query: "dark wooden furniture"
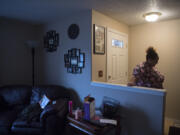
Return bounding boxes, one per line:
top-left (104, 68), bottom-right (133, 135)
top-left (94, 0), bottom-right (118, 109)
top-left (67, 115), bottom-right (121, 135)
top-left (169, 126), bottom-right (180, 135)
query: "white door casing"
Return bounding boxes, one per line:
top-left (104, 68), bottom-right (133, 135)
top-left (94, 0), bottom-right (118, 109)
top-left (107, 28), bottom-right (128, 84)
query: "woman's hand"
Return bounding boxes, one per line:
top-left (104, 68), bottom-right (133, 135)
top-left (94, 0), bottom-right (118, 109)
top-left (127, 82), bottom-right (135, 86)
top-left (127, 77), bottom-right (136, 86)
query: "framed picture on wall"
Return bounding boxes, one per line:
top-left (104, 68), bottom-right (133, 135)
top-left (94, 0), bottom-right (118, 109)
top-left (64, 54), bottom-right (70, 67)
top-left (64, 48), bottom-right (85, 74)
top-left (71, 57), bottom-right (78, 66)
top-left (93, 24), bottom-right (105, 54)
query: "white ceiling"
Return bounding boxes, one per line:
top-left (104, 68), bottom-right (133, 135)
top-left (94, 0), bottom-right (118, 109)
top-left (0, 0), bottom-right (180, 26)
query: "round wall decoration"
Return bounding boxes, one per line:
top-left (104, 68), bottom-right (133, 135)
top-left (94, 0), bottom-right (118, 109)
top-left (68, 24), bottom-right (80, 39)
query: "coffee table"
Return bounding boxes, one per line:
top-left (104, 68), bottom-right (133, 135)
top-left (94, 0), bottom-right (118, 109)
top-left (66, 115), bottom-right (121, 135)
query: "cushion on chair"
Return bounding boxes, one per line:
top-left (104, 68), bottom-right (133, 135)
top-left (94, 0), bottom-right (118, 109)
top-left (30, 87), bottom-right (46, 104)
top-left (18, 103), bottom-right (42, 123)
top-left (0, 85), bottom-right (32, 106)
top-left (12, 119), bottom-right (42, 128)
top-left (11, 119), bottom-right (43, 135)
top-left (11, 103), bottom-right (43, 135)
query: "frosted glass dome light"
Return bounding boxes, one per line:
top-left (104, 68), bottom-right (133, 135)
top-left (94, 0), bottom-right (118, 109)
top-left (143, 12), bottom-right (162, 22)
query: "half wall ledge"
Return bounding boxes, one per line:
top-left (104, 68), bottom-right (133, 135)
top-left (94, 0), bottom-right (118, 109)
top-left (91, 81), bottom-right (166, 96)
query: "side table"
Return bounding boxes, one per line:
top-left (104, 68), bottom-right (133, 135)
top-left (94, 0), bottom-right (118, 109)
top-left (66, 115), bottom-right (121, 135)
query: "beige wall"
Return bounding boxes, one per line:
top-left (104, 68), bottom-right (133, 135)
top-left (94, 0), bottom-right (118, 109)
top-left (92, 10), bottom-right (129, 82)
top-left (129, 19), bottom-right (180, 120)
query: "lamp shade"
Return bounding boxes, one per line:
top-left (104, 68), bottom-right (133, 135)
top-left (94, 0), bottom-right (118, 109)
top-left (25, 40), bottom-right (39, 48)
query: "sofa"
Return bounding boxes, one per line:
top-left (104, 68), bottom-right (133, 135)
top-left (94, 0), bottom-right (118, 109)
top-left (0, 85), bottom-right (78, 135)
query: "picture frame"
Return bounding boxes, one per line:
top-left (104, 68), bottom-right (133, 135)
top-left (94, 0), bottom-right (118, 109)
top-left (71, 48), bottom-right (77, 56)
top-left (75, 67), bottom-right (82, 73)
top-left (64, 54), bottom-right (70, 67)
top-left (79, 53), bottom-right (85, 62)
top-left (67, 67), bottom-right (72, 73)
top-left (71, 57), bottom-right (78, 66)
top-left (78, 62), bottom-right (84, 68)
top-left (93, 24), bottom-right (105, 54)
top-left (44, 30), bottom-right (59, 52)
top-left (64, 48), bottom-right (85, 74)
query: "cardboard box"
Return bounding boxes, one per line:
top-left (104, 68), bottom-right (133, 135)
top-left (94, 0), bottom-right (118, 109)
top-left (84, 96), bottom-right (95, 120)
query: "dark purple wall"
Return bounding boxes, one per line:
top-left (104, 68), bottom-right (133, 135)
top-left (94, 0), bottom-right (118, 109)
top-left (0, 18), bottom-right (43, 85)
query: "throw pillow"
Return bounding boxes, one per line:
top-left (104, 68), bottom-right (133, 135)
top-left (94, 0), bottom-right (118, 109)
top-left (30, 88), bottom-right (45, 104)
top-left (19, 103), bottom-right (42, 123)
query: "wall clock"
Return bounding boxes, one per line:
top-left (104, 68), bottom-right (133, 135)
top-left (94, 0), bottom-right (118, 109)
top-left (68, 24), bottom-right (80, 39)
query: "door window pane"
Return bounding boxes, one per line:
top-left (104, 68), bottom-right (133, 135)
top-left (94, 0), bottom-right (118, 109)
top-left (112, 39), bottom-right (124, 48)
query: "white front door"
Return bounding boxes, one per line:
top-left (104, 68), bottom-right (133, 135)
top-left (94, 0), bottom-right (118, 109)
top-left (107, 28), bottom-right (128, 84)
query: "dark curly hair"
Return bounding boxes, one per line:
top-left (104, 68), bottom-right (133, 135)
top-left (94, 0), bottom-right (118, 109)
top-left (146, 47), bottom-right (159, 61)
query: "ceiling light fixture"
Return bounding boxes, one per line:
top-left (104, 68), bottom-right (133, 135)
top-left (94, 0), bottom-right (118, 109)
top-left (143, 12), bottom-right (162, 22)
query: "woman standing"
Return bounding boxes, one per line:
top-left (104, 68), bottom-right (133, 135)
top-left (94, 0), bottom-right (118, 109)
top-left (128, 47), bottom-right (164, 89)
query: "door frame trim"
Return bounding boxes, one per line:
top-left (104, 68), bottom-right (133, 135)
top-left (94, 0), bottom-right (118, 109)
top-left (106, 28), bottom-right (128, 84)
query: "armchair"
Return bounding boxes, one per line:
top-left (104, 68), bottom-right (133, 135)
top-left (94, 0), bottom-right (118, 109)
top-left (0, 85), bottom-right (74, 135)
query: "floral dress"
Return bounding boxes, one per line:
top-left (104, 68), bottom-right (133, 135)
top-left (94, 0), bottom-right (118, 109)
top-left (133, 62), bottom-right (164, 89)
